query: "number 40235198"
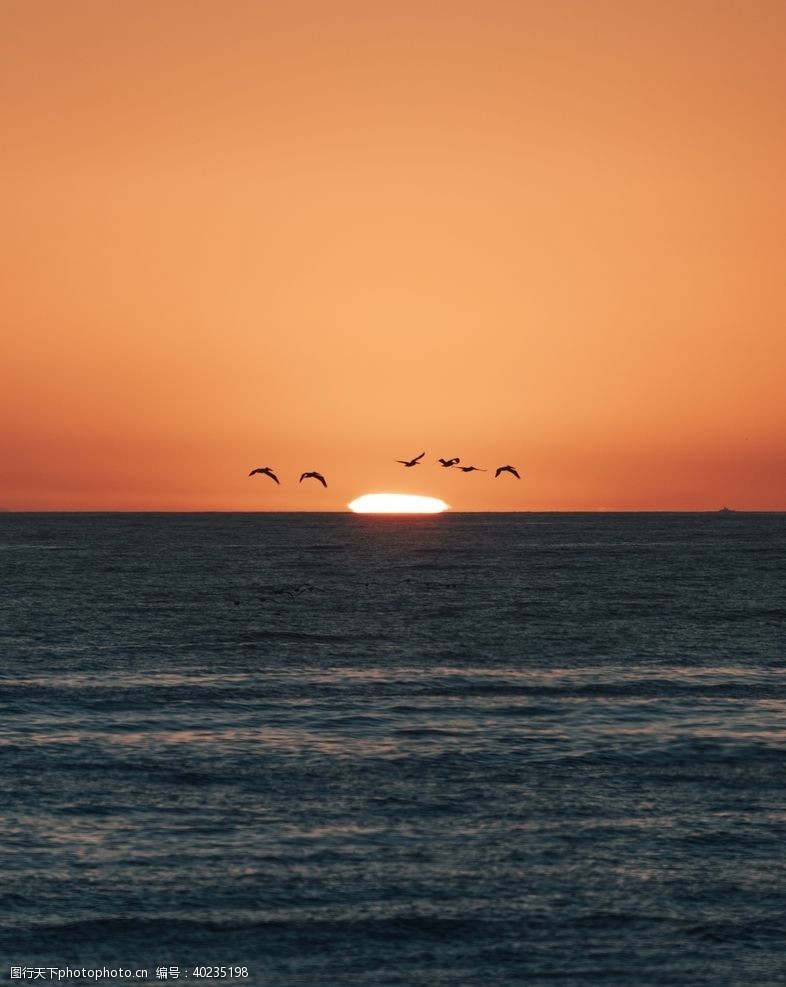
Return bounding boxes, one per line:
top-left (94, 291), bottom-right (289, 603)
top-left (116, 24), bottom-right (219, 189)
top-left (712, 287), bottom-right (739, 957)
top-left (192, 968), bottom-right (249, 979)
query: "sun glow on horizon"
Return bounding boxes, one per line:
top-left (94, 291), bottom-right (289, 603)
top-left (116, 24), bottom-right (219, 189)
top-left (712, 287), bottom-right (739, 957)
top-left (348, 493), bottom-right (449, 514)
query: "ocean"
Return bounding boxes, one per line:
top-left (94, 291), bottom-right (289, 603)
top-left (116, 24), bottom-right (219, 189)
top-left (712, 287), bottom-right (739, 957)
top-left (1, 512), bottom-right (785, 986)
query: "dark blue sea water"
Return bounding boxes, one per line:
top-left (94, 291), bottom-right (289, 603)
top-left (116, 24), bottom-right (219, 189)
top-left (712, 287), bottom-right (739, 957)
top-left (1, 512), bottom-right (785, 986)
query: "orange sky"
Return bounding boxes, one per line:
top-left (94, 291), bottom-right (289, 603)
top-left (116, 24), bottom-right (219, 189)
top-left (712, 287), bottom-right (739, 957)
top-left (2, 0), bottom-right (785, 511)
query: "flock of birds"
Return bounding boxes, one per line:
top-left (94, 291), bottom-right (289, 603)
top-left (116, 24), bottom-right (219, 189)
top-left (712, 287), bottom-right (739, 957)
top-left (249, 467), bottom-right (328, 487)
top-left (248, 453), bottom-right (521, 487)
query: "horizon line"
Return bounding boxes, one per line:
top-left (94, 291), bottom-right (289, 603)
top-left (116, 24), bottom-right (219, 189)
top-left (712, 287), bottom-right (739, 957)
top-left (2, 509), bottom-right (784, 516)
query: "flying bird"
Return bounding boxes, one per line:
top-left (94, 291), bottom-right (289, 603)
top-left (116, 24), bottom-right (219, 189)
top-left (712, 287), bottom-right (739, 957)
top-left (396, 452), bottom-right (425, 467)
top-left (437, 457), bottom-right (460, 467)
top-left (495, 465), bottom-right (521, 479)
top-left (300, 471), bottom-right (328, 487)
top-left (457, 465), bottom-right (486, 473)
top-left (249, 467), bottom-right (280, 484)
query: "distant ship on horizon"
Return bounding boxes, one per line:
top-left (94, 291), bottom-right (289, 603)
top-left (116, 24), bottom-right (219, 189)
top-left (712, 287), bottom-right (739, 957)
top-left (718, 506), bottom-right (737, 514)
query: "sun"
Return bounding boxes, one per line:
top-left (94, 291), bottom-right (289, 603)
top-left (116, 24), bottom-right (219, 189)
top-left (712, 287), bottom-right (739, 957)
top-left (348, 493), bottom-right (450, 514)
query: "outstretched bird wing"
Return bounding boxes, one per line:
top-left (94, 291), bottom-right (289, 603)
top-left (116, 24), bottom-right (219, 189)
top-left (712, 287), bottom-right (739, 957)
top-left (250, 467), bottom-right (279, 483)
top-left (413, 452), bottom-right (425, 462)
top-left (299, 473), bottom-right (308, 483)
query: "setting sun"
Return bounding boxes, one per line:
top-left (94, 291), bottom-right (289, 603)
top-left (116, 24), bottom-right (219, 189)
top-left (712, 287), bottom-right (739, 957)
top-left (348, 494), bottom-right (450, 514)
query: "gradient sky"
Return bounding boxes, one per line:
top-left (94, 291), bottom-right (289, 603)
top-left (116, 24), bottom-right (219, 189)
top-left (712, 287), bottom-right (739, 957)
top-left (2, 0), bottom-right (785, 511)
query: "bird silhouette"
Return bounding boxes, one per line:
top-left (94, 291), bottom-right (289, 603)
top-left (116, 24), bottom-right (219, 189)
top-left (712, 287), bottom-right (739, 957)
top-left (457, 465), bottom-right (486, 473)
top-left (249, 467), bottom-right (280, 484)
top-left (437, 457), bottom-right (460, 467)
top-left (300, 471), bottom-right (328, 487)
top-left (396, 452), bottom-right (425, 467)
top-left (495, 465), bottom-right (520, 479)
